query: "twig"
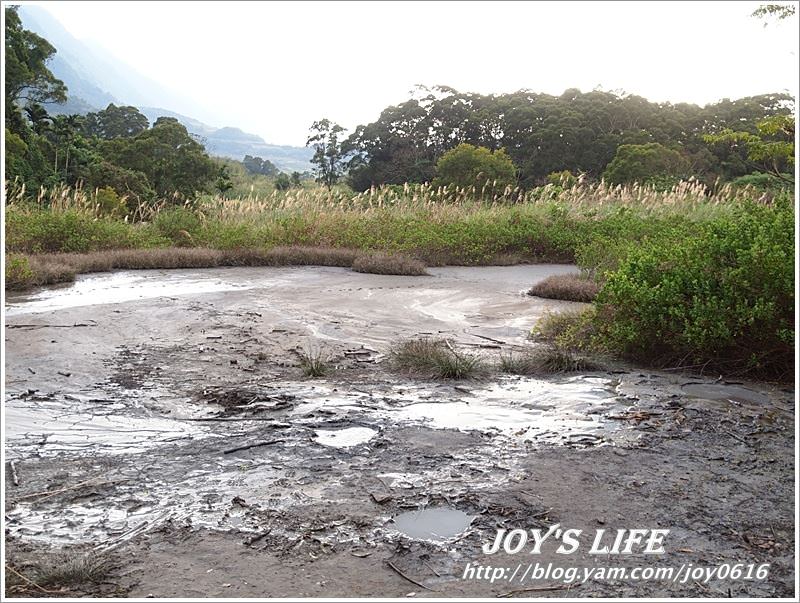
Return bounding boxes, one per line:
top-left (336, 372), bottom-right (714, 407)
top-left (723, 429), bottom-right (751, 446)
top-left (13, 477), bottom-right (122, 501)
top-left (470, 332), bottom-right (506, 344)
top-left (9, 461), bottom-right (19, 486)
top-left (498, 583), bottom-right (580, 597)
top-left (386, 560), bottom-right (437, 592)
top-left (223, 439), bottom-right (285, 455)
top-left (5, 563), bottom-right (62, 594)
top-left (6, 323), bottom-right (96, 329)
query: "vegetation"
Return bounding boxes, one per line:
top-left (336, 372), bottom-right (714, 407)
top-left (352, 252), bottom-right (428, 276)
top-left (392, 338), bottom-right (486, 379)
top-left (343, 84), bottom-right (793, 190)
top-left (602, 143), bottom-right (688, 186)
top-left (3, 8), bottom-right (795, 380)
top-left (432, 143), bottom-right (517, 192)
top-left (528, 274), bottom-right (600, 303)
top-left (500, 348), bottom-right (603, 375)
top-left (298, 347), bottom-right (330, 378)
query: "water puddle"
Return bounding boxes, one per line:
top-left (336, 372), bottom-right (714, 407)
top-left (4, 394), bottom-right (206, 457)
top-left (393, 376), bottom-right (618, 443)
top-left (682, 383), bottom-right (770, 406)
top-left (314, 427), bottom-right (377, 448)
top-left (4, 271), bottom-right (251, 315)
top-left (391, 507), bottom-right (474, 542)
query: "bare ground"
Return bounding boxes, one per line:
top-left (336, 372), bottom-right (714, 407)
top-left (3, 265), bottom-right (795, 598)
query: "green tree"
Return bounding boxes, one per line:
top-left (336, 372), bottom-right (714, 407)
top-left (602, 142), bottom-right (689, 185)
top-left (432, 143), bottom-right (517, 191)
top-left (215, 164), bottom-right (233, 196)
top-left (4, 6), bottom-right (67, 124)
top-left (99, 117), bottom-right (216, 200)
top-left (242, 155), bottom-right (279, 176)
top-left (274, 173), bottom-right (292, 191)
top-left (703, 115), bottom-right (794, 184)
top-left (307, 119), bottom-right (346, 189)
top-left (83, 104), bottom-right (149, 139)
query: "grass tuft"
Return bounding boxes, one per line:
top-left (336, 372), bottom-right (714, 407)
top-left (298, 347), bottom-right (330, 378)
top-left (500, 347), bottom-right (603, 375)
top-left (528, 273), bottom-right (600, 302)
top-left (33, 551), bottom-right (108, 587)
top-left (392, 338), bottom-right (485, 379)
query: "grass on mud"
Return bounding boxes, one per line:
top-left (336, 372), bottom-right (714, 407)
top-left (297, 348), bottom-right (331, 378)
top-left (499, 347), bottom-right (604, 375)
top-left (5, 551), bottom-right (109, 597)
top-left (392, 338), bottom-right (486, 379)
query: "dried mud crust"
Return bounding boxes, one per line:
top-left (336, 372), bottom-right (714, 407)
top-left (4, 266), bottom-right (795, 598)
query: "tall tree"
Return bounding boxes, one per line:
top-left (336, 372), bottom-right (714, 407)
top-left (4, 6), bottom-right (67, 122)
top-left (307, 119), bottom-right (346, 189)
top-left (83, 104), bottom-right (149, 139)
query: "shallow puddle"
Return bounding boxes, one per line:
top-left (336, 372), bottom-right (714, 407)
top-left (391, 507), bottom-right (474, 542)
top-left (4, 271), bottom-right (252, 315)
top-left (682, 383), bottom-right (770, 405)
top-left (314, 427), bottom-right (377, 448)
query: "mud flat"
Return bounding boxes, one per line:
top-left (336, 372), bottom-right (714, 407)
top-left (4, 265), bottom-right (794, 597)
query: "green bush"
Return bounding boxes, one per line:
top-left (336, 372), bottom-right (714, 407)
top-left (5, 254), bottom-right (34, 289)
top-left (433, 144), bottom-right (517, 192)
top-left (595, 201), bottom-right (794, 377)
top-left (152, 207), bottom-right (202, 246)
top-left (603, 143), bottom-right (689, 186)
top-left (5, 209), bottom-right (164, 253)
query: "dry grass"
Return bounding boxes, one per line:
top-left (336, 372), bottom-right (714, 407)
top-left (500, 347), bottom-right (603, 375)
top-left (5, 246), bottom-right (433, 291)
top-left (297, 347), bottom-right (330, 378)
top-left (528, 274), bottom-right (600, 302)
top-left (392, 338), bottom-right (486, 379)
top-left (7, 178), bottom-right (772, 224)
top-left (352, 252), bottom-right (428, 276)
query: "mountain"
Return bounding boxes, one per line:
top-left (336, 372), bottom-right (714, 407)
top-left (17, 5), bottom-right (312, 172)
top-left (139, 108), bottom-right (313, 173)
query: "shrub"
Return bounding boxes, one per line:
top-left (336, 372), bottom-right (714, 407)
top-left (5, 254), bottom-right (35, 290)
top-left (595, 201), bottom-right (794, 378)
top-left (352, 252), bottom-right (428, 276)
top-left (433, 144), bottom-right (517, 192)
top-left (533, 308), bottom-right (601, 353)
top-left (152, 207), bottom-right (202, 246)
top-left (528, 274), bottom-right (599, 302)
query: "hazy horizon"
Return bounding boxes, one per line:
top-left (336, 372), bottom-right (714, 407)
top-left (15, 0), bottom-right (800, 146)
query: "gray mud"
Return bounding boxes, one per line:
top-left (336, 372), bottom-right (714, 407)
top-left (4, 265), bottom-right (794, 598)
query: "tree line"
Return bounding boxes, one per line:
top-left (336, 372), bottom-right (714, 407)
top-left (307, 85), bottom-right (794, 192)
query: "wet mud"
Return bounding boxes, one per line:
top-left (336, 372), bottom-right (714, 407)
top-left (4, 265), bottom-right (794, 597)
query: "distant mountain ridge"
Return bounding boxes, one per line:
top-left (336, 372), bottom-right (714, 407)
top-left (18, 5), bottom-right (312, 173)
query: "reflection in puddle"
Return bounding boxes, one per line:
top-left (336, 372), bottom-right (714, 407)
top-left (4, 271), bottom-right (251, 315)
top-left (314, 427), bottom-right (377, 448)
top-left (391, 507), bottom-right (474, 541)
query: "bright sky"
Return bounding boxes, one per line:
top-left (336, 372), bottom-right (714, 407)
top-left (18, 0), bottom-right (800, 146)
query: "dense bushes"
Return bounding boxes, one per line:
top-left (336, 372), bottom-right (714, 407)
top-left (5, 209), bottom-right (167, 253)
top-left (594, 201), bottom-right (794, 377)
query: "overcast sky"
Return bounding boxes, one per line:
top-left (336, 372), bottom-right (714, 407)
top-left (20, 1), bottom-right (800, 146)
